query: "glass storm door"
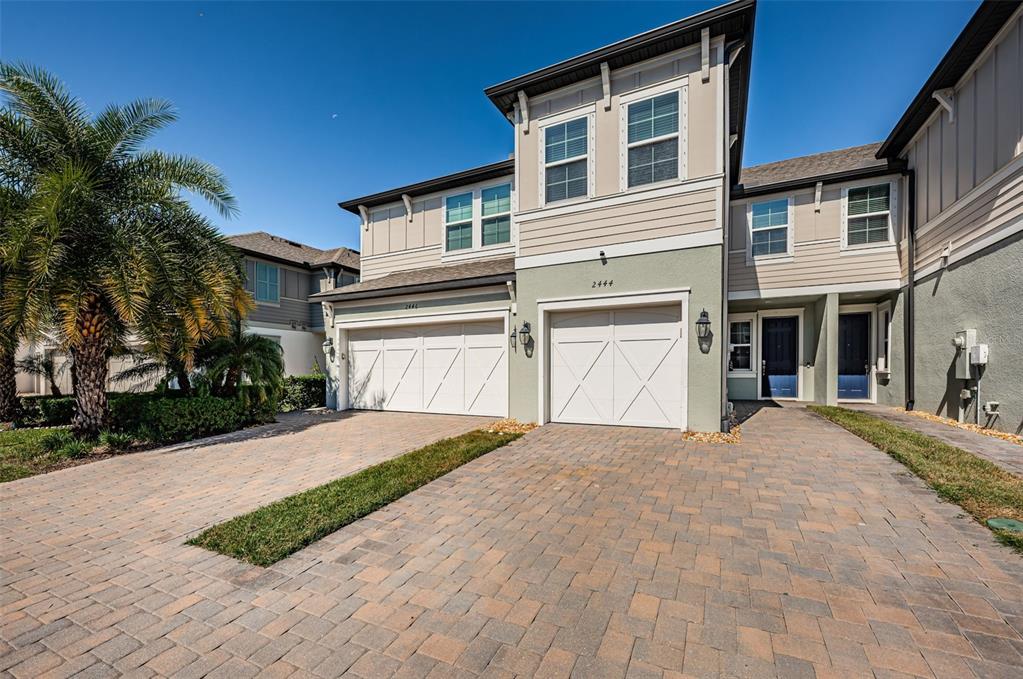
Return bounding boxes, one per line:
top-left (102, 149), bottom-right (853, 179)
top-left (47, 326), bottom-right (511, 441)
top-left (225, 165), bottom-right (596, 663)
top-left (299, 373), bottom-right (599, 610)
top-left (761, 316), bottom-right (799, 398)
top-left (838, 313), bottom-right (870, 399)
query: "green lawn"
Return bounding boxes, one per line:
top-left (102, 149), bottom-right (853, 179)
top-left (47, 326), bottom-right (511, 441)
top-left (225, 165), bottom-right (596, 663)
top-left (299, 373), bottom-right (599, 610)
top-left (808, 405), bottom-right (1023, 552)
top-left (188, 429), bottom-right (523, 566)
top-left (0, 428), bottom-right (94, 482)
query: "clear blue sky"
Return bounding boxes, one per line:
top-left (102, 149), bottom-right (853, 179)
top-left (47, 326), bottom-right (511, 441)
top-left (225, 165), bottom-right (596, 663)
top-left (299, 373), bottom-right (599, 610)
top-left (2, 1), bottom-right (979, 251)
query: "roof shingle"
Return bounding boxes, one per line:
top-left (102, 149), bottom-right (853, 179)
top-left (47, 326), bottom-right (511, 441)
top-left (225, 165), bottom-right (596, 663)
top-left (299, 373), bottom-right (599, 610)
top-left (226, 231), bottom-right (359, 271)
top-left (312, 257), bottom-right (515, 301)
top-left (739, 143), bottom-right (887, 190)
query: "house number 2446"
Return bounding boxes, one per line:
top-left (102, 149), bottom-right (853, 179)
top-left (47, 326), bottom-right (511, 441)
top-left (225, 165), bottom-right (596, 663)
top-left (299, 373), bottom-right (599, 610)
top-left (592, 280), bottom-right (613, 288)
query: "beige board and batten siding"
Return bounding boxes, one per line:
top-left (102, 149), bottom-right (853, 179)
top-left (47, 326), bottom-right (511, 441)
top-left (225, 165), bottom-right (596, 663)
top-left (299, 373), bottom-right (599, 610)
top-left (360, 175), bottom-right (515, 281)
top-left (518, 186), bottom-right (718, 258)
top-left (728, 176), bottom-right (903, 295)
top-left (903, 7), bottom-right (1022, 268)
top-left (515, 43), bottom-right (724, 213)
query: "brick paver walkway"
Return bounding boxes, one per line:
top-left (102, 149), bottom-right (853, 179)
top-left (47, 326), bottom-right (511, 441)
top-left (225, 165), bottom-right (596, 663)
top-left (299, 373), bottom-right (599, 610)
top-left (3, 407), bottom-right (1023, 678)
top-left (847, 404), bottom-right (1022, 476)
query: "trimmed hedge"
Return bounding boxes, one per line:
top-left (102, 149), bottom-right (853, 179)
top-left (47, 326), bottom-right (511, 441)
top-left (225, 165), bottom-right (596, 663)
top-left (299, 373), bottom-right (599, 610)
top-left (16, 392), bottom-right (175, 429)
top-left (279, 375), bottom-right (326, 412)
top-left (138, 396), bottom-right (251, 444)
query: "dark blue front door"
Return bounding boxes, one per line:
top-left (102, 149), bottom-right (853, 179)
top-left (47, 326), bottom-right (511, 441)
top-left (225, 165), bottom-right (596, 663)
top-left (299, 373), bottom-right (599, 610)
top-left (761, 316), bottom-right (799, 398)
top-left (838, 313), bottom-right (870, 399)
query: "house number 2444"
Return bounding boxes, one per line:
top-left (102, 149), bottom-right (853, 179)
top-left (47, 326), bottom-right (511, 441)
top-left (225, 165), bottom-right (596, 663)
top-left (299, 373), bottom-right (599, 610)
top-left (591, 280), bottom-right (614, 288)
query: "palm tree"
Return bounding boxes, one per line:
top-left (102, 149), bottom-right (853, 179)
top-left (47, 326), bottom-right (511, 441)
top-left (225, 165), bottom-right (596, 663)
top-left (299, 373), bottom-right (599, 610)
top-left (0, 64), bottom-right (251, 436)
top-left (15, 351), bottom-right (67, 396)
top-left (197, 319), bottom-right (284, 408)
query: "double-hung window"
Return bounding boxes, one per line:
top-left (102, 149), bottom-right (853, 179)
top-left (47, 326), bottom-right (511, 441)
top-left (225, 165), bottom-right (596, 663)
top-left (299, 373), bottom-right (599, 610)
top-left (481, 184), bottom-right (512, 246)
top-left (254, 262), bottom-right (279, 303)
top-left (750, 198), bottom-right (790, 257)
top-left (445, 192), bottom-right (474, 251)
top-left (626, 91), bottom-right (680, 188)
top-left (544, 117), bottom-right (588, 203)
top-left (846, 183), bottom-right (891, 246)
top-left (728, 320), bottom-right (753, 373)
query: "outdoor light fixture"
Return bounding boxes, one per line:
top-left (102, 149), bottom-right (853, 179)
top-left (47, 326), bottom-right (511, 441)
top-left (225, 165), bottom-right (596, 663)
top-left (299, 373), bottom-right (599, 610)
top-left (518, 321), bottom-right (532, 346)
top-left (321, 337), bottom-right (335, 361)
top-left (695, 309), bottom-right (713, 354)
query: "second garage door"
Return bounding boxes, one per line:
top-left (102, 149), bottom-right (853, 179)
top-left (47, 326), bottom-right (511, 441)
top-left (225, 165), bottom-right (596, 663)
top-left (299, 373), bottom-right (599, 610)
top-left (549, 305), bottom-right (684, 428)
top-left (348, 320), bottom-right (508, 417)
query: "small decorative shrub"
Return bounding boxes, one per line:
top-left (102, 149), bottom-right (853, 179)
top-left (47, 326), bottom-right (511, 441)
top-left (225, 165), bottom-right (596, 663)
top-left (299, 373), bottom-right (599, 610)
top-left (279, 375), bottom-right (326, 412)
top-left (40, 429), bottom-right (77, 452)
top-left (138, 396), bottom-right (249, 443)
top-left (99, 431), bottom-right (135, 451)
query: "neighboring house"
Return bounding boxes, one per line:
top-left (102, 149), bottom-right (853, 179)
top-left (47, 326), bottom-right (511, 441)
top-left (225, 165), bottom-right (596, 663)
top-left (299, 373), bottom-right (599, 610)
top-left (310, 0), bottom-right (1020, 434)
top-left (226, 232), bottom-right (360, 376)
top-left (14, 232), bottom-right (360, 396)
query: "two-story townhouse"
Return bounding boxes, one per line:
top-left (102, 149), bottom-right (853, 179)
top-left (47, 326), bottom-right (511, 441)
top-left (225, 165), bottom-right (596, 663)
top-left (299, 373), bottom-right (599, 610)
top-left (314, 0), bottom-right (756, 431)
top-left (227, 232), bottom-right (360, 377)
top-left (317, 0), bottom-right (1021, 434)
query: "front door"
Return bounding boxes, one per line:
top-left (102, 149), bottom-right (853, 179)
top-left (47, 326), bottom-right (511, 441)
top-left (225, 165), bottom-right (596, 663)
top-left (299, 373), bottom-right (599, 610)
top-left (761, 316), bottom-right (799, 399)
top-left (838, 313), bottom-right (870, 399)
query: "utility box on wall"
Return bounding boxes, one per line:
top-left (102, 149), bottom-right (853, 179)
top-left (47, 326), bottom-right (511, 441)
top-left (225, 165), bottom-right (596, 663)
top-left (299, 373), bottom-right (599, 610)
top-left (953, 329), bottom-right (977, 380)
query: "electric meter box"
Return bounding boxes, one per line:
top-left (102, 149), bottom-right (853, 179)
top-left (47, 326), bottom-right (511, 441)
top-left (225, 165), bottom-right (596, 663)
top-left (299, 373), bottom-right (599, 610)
top-left (970, 343), bottom-right (989, 366)
top-left (954, 329), bottom-right (977, 380)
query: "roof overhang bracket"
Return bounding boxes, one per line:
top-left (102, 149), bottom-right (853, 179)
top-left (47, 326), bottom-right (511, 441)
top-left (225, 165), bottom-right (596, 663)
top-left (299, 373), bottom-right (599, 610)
top-left (940, 240), bottom-right (953, 268)
top-left (932, 88), bottom-right (955, 124)
top-left (517, 90), bottom-right (529, 133)
top-left (727, 41), bottom-right (746, 68)
top-left (701, 28), bottom-right (711, 83)
top-left (729, 133), bottom-right (738, 148)
top-left (600, 62), bottom-right (612, 111)
top-left (814, 181), bottom-right (823, 213)
top-left (401, 194), bottom-right (414, 222)
top-left (506, 280), bottom-right (517, 315)
top-left (358, 205), bottom-right (369, 231)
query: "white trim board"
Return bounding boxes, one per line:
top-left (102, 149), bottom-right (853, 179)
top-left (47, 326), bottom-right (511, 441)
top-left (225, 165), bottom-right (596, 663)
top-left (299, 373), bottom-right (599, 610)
top-left (728, 279), bottom-right (902, 301)
top-left (913, 214), bottom-right (1023, 280)
top-left (536, 289), bottom-right (690, 430)
top-left (336, 308), bottom-right (509, 330)
top-left (329, 285), bottom-right (510, 311)
top-left (915, 155), bottom-right (1023, 238)
top-left (517, 229), bottom-right (722, 270)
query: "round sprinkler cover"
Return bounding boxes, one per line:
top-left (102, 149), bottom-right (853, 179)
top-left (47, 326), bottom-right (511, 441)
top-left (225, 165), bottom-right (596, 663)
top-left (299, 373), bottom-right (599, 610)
top-left (986, 517), bottom-right (1023, 533)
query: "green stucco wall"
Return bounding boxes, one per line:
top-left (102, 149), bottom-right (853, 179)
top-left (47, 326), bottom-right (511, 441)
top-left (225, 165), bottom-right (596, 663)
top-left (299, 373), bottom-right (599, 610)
top-left (510, 246), bottom-right (724, 431)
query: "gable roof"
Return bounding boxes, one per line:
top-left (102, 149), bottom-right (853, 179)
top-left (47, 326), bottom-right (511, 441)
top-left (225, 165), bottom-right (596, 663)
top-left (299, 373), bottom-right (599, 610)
top-left (484, 0), bottom-right (757, 182)
top-left (877, 0), bottom-right (1022, 159)
top-left (226, 232), bottom-right (360, 271)
top-left (733, 143), bottom-right (903, 198)
top-left (339, 159), bottom-right (515, 215)
top-left (311, 257), bottom-right (515, 302)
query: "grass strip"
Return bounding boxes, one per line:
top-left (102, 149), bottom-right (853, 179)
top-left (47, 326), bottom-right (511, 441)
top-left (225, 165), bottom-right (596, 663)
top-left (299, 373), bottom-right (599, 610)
top-left (808, 405), bottom-right (1023, 553)
top-left (188, 429), bottom-right (522, 566)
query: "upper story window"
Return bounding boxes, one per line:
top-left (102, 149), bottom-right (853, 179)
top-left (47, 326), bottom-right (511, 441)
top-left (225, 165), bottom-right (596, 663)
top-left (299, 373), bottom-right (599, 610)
top-left (627, 92), bottom-right (680, 188)
top-left (845, 183), bottom-right (892, 246)
top-left (481, 183), bottom-right (512, 246)
top-left (544, 117), bottom-right (588, 203)
top-left (445, 192), bottom-right (473, 251)
top-left (749, 198), bottom-right (790, 257)
top-left (254, 262), bottom-right (279, 303)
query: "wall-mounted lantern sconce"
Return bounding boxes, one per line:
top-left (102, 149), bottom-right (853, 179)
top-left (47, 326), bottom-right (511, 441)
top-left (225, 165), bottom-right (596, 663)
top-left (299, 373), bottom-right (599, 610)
top-left (518, 321), bottom-right (532, 346)
top-left (695, 309), bottom-right (713, 354)
top-left (322, 337), bottom-right (335, 362)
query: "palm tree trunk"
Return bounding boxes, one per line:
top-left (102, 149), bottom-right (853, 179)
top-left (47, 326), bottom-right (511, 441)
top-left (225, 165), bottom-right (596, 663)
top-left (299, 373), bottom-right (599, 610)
top-left (175, 368), bottom-right (191, 395)
top-left (0, 342), bottom-right (17, 424)
top-left (71, 336), bottom-right (109, 437)
top-left (47, 365), bottom-right (62, 397)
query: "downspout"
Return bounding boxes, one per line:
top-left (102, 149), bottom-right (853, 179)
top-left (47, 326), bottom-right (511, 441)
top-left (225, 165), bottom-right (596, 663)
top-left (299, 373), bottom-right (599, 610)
top-left (904, 169), bottom-right (916, 411)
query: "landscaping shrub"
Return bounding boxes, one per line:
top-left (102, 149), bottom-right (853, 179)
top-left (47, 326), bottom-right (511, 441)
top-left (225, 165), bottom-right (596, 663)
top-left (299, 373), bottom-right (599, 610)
top-left (18, 395), bottom-right (75, 427)
top-left (99, 431), bottom-right (136, 451)
top-left (279, 374), bottom-right (326, 412)
top-left (40, 429), bottom-right (93, 459)
top-left (138, 395), bottom-right (249, 443)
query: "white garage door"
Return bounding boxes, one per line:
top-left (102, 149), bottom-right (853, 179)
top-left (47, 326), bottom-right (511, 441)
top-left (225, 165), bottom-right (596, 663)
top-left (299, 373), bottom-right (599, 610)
top-left (348, 320), bottom-right (508, 417)
top-left (550, 305), bottom-right (684, 428)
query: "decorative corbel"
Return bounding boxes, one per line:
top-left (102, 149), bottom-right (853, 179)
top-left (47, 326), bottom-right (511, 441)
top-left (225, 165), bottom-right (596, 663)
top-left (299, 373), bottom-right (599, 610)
top-left (600, 62), bottom-right (612, 111)
top-left (358, 205), bottom-right (369, 231)
top-left (932, 88), bottom-right (955, 124)
top-left (940, 240), bottom-right (953, 268)
top-left (727, 41), bottom-right (746, 68)
top-left (506, 280), bottom-right (517, 316)
top-left (729, 133), bottom-right (738, 148)
top-left (517, 90), bottom-right (529, 133)
top-left (701, 28), bottom-right (711, 83)
top-left (814, 181), bottom-right (823, 213)
top-left (401, 194), bottom-right (414, 223)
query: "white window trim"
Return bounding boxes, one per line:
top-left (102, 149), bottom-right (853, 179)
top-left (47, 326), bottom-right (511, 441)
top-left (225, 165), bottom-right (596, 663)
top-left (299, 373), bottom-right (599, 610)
top-left (538, 104), bottom-right (596, 208)
top-left (876, 300), bottom-right (892, 374)
top-left (480, 181), bottom-right (513, 248)
top-left (441, 181), bottom-right (517, 259)
top-left (840, 179), bottom-right (898, 251)
top-left (727, 312), bottom-right (756, 378)
top-left (746, 196), bottom-right (795, 264)
top-left (254, 262), bottom-right (280, 306)
top-left (617, 77), bottom-right (689, 193)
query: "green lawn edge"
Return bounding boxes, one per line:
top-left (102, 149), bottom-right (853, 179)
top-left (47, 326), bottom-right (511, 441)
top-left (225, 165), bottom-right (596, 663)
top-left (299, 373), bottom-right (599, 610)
top-left (807, 405), bottom-right (1023, 553)
top-left (187, 429), bottom-right (523, 566)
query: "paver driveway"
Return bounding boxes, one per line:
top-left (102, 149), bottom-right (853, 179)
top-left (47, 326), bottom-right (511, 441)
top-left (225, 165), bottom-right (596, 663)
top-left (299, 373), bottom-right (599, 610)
top-left (3, 407), bottom-right (1023, 678)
